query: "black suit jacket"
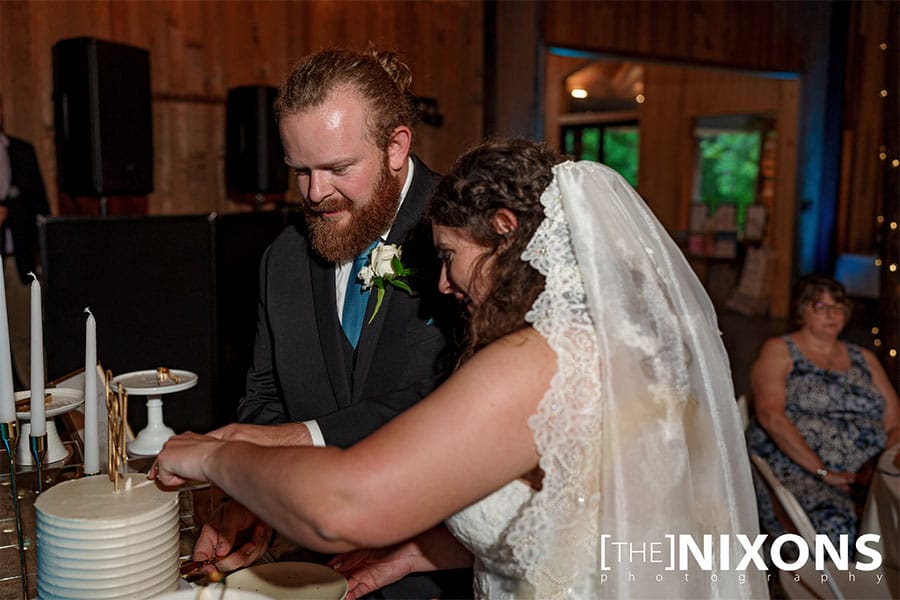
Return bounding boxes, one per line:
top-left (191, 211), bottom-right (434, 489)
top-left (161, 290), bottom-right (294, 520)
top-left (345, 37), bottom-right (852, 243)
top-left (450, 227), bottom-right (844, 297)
top-left (237, 158), bottom-right (472, 598)
top-left (237, 155), bottom-right (458, 447)
top-left (2, 135), bottom-right (49, 284)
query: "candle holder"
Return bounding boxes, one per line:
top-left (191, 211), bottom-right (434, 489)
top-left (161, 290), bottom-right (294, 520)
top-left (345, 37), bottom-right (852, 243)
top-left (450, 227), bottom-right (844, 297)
top-left (1, 420), bottom-right (29, 599)
top-left (111, 369), bottom-right (198, 456)
top-left (28, 433), bottom-right (47, 494)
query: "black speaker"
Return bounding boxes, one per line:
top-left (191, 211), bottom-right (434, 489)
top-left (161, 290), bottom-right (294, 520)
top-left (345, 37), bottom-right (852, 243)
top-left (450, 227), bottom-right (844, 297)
top-left (52, 37), bottom-right (153, 196)
top-left (39, 210), bottom-right (291, 433)
top-left (225, 86), bottom-right (288, 194)
top-left (213, 210), bottom-right (290, 422)
top-left (40, 214), bottom-right (216, 432)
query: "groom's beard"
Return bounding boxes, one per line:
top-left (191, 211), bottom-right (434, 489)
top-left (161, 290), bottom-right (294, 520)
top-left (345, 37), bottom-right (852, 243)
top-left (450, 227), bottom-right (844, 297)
top-left (302, 157), bottom-right (401, 263)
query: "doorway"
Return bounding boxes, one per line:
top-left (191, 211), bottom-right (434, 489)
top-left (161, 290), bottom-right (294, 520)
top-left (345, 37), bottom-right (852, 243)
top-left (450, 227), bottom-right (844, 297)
top-left (544, 51), bottom-right (800, 318)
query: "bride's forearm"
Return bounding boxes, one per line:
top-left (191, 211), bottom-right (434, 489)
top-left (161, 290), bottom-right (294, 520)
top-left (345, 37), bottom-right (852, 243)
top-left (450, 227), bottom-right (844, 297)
top-left (206, 441), bottom-right (359, 553)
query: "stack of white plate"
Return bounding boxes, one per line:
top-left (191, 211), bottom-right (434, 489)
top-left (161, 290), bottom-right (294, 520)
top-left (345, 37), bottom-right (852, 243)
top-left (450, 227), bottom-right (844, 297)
top-left (34, 474), bottom-right (180, 599)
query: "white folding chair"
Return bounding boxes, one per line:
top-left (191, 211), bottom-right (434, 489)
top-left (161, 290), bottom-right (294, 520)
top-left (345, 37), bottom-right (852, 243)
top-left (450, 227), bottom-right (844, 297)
top-left (750, 455), bottom-right (890, 599)
top-left (859, 445), bottom-right (900, 598)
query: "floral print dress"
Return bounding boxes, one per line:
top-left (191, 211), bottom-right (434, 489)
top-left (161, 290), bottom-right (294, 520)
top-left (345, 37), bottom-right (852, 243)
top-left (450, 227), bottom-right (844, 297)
top-left (746, 336), bottom-right (887, 546)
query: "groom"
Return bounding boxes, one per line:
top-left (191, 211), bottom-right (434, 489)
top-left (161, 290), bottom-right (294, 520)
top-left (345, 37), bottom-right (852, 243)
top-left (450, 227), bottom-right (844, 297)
top-left (195, 49), bottom-right (467, 598)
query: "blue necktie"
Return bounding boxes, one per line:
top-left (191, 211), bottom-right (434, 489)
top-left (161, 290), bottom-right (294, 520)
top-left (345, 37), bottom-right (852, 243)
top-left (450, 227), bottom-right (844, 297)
top-left (342, 242), bottom-right (378, 348)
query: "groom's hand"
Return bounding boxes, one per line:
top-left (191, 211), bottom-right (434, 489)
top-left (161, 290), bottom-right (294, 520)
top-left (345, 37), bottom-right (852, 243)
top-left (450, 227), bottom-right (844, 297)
top-left (193, 500), bottom-right (273, 574)
top-left (329, 545), bottom-right (416, 600)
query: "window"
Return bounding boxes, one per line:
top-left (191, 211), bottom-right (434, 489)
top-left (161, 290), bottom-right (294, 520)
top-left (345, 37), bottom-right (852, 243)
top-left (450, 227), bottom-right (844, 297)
top-left (562, 122), bottom-right (639, 187)
top-left (692, 115), bottom-right (772, 234)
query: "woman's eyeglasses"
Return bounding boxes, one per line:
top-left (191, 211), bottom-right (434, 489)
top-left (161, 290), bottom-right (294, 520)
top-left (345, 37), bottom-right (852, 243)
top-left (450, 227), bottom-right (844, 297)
top-left (811, 301), bottom-right (848, 315)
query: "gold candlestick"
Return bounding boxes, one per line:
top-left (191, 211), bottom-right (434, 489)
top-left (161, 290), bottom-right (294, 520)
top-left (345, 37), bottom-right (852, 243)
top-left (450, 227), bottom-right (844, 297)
top-left (106, 377), bottom-right (127, 493)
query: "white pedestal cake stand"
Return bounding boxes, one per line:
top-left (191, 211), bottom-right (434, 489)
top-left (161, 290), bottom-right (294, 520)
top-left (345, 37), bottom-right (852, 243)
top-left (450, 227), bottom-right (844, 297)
top-left (111, 369), bottom-right (198, 456)
top-left (14, 387), bottom-right (84, 466)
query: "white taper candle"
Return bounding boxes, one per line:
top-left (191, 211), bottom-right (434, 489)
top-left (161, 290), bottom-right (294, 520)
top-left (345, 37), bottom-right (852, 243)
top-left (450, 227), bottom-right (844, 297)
top-left (83, 308), bottom-right (99, 473)
top-left (0, 259), bottom-right (15, 422)
top-left (29, 273), bottom-right (45, 436)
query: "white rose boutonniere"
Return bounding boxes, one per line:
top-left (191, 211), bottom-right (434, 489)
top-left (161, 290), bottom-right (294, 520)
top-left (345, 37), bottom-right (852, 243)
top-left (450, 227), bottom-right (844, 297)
top-left (359, 243), bottom-right (413, 323)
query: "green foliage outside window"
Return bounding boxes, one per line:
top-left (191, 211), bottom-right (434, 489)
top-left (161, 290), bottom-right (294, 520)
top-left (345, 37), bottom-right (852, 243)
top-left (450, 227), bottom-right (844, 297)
top-left (603, 128), bottom-right (639, 187)
top-left (563, 128), bottom-right (600, 161)
top-left (563, 125), bottom-right (639, 188)
top-left (697, 132), bottom-right (761, 231)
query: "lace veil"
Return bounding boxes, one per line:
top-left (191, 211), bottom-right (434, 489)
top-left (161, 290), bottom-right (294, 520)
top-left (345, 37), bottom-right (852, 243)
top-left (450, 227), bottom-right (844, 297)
top-left (509, 161), bottom-right (767, 598)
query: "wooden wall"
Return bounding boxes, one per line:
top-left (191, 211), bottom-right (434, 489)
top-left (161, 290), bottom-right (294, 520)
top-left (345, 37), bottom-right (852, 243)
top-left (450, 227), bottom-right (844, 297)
top-left (877, 0), bottom-right (899, 387)
top-left (0, 0), bottom-right (484, 216)
top-left (538, 0), bottom-right (812, 318)
top-left (639, 66), bottom-right (799, 319)
top-left (838, 1), bottom-right (891, 255)
top-left (542, 0), bottom-right (810, 73)
top-left (2, 0), bottom-right (891, 324)
top-left (543, 56), bottom-right (799, 317)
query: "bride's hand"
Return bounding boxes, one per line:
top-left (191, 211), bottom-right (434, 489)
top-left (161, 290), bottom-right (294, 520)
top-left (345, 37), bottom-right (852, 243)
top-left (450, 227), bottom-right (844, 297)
top-left (148, 432), bottom-right (223, 487)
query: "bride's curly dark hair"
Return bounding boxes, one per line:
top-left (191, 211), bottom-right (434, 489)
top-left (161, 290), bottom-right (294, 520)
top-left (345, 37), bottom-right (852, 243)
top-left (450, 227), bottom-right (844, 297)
top-left (426, 138), bottom-right (562, 363)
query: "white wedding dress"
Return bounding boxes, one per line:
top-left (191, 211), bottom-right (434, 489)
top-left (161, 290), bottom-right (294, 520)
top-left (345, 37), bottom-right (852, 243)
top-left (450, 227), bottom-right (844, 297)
top-left (444, 162), bottom-right (767, 599)
top-left (446, 481), bottom-right (537, 599)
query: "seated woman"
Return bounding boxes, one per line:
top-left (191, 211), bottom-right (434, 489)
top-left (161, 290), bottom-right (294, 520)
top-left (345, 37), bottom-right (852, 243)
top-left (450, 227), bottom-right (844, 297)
top-left (152, 138), bottom-right (766, 598)
top-left (746, 274), bottom-right (900, 548)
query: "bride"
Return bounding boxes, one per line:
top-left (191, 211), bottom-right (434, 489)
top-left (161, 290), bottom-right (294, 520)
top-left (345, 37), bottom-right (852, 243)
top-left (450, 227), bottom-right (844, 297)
top-left (152, 138), bottom-right (766, 598)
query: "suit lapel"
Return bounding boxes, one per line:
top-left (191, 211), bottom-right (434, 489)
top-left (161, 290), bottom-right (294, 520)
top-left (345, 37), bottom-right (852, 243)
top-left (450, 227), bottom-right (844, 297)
top-left (352, 157), bottom-right (436, 403)
top-left (310, 254), bottom-right (353, 407)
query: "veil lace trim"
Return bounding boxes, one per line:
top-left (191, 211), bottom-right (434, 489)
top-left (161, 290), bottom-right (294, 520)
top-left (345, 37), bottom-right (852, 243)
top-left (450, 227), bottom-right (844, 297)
top-left (508, 169), bottom-right (602, 598)
top-left (506, 161), bottom-right (765, 599)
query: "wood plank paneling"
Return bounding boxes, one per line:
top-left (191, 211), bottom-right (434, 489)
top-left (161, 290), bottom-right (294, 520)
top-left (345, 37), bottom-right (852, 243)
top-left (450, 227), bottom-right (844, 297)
top-left (491, 0), bottom-right (541, 138)
top-left (637, 65), bottom-right (799, 318)
top-left (543, 0), bottom-right (809, 74)
top-left (0, 0), bottom-right (482, 216)
top-left (877, 0), bottom-right (899, 387)
top-left (838, 1), bottom-right (891, 255)
top-left (545, 54), bottom-right (800, 317)
top-left (0, 0), bottom-right (888, 326)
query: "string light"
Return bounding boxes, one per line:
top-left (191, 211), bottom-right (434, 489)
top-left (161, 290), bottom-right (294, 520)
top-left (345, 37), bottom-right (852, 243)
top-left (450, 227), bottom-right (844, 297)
top-left (870, 39), bottom-right (897, 369)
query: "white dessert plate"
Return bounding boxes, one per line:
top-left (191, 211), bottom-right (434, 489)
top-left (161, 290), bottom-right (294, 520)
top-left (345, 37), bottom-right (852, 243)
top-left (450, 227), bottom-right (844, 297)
top-left (111, 369), bottom-right (198, 395)
top-left (15, 387), bottom-right (84, 419)
top-left (227, 562), bottom-right (348, 600)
